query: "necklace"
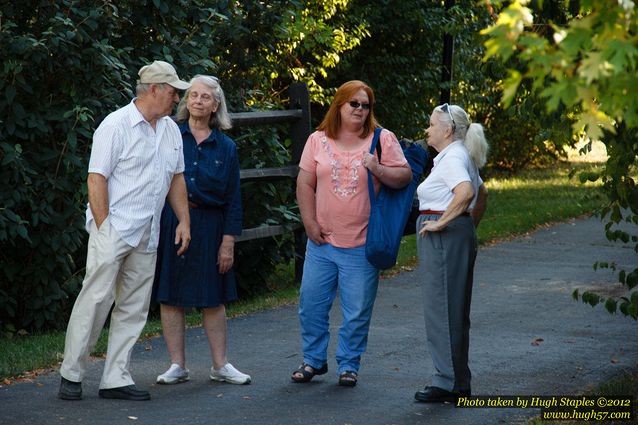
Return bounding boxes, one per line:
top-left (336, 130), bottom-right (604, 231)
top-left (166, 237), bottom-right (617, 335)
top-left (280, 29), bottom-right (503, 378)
top-left (321, 133), bottom-right (363, 197)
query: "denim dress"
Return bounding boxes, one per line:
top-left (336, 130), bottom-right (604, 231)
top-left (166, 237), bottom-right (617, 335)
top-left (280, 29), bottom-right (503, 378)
top-left (153, 123), bottom-right (242, 307)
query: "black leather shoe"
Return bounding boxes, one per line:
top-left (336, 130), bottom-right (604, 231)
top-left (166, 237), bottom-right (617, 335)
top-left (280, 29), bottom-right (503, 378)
top-left (98, 385), bottom-right (150, 401)
top-left (58, 377), bottom-right (82, 400)
top-left (414, 386), bottom-right (470, 403)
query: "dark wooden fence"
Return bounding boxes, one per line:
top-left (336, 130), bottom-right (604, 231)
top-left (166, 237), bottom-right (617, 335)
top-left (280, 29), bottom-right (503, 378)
top-left (229, 82), bottom-right (311, 282)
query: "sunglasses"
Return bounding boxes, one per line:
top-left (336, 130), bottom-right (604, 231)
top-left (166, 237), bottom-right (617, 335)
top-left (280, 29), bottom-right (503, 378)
top-left (348, 101), bottom-right (370, 110)
top-left (440, 103), bottom-right (456, 130)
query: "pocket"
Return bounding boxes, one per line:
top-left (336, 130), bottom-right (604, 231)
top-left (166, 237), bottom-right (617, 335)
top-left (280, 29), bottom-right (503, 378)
top-left (97, 215), bottom-right (110, 234)
top-left (198, 159), bottom-right (227, 192)
top-left (429, 231), bottom-right (444, 251)
top-left (165, 151), bottom-right (179, 173)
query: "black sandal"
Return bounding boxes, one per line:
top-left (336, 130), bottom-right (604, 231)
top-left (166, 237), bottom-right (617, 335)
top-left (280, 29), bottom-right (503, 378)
top-left (291, 363), bottom-right (328, 383)
top-left (338, 370), bottom-right (358, 387)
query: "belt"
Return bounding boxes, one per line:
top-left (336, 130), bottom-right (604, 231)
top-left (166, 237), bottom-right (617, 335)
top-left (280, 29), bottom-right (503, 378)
top-left (188, 201), bottom-right (222, 211)
top-left (420, 209), bottom-right (470, 216)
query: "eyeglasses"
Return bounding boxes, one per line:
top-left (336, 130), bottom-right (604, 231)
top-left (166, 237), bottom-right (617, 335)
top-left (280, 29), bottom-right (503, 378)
top-left (440, 103), bottom-right (456, 130)
top-left (348, 101), bottom-right (370, 110)
top-left (188, 92), bottom-right (214, 103)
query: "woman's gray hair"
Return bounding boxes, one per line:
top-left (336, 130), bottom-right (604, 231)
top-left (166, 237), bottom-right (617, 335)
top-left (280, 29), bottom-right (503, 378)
top-left (175, 75), bottom-right (232, 130)
top-left (434, 103), bottom-right (489, 168)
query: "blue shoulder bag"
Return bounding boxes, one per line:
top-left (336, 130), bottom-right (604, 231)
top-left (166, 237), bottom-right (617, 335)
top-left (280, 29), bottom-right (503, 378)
top-left (365, 128), bottom-right (428, 270)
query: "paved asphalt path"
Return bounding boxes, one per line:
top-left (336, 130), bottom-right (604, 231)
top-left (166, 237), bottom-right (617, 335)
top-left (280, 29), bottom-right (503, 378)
top-left (1, 216), bottom-right (636, 425)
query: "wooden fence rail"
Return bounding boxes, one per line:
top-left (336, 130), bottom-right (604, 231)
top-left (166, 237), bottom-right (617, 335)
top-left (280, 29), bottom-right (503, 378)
top-left (229, 82), bottom-right (311, 282)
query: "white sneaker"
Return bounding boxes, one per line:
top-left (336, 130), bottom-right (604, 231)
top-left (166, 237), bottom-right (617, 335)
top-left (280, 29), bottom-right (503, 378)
top-left (209, 363), bottom-right (251, 385)
top-left (156, 363), bottom-right (190, 384)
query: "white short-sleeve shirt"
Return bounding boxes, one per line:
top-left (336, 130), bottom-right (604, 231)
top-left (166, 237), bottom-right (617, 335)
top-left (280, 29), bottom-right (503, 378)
top-left (86, 99), bottom-right (185, 251)
top-left (416, 141), bottom-right (483, 211)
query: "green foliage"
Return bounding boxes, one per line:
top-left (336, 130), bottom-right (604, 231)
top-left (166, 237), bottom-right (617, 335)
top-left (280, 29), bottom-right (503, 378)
top-left (321, 0), bottom-right (444, 137)
top-left (321, 0), bottom-right (574, 172)
top-left (0, 0), bottom-right (366, 334)
top-left (469, 2), bottom-right (579, 171)
top-left (483, 0), bottom-right (638, 319)
top-left (262, 0), bottom-right (369, 104)
top-left (0, 1), bottom-right (132, 334)
top-left (2, 0), bottom-right (618, 334)
top-left (231, 126), bottom-right (299, 297)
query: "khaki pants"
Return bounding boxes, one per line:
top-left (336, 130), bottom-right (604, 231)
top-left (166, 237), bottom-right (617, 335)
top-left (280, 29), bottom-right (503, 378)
top-left (60, 217), bottom-right (156, 389)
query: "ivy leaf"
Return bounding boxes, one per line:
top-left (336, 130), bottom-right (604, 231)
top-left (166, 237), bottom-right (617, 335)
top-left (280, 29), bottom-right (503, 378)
top-left (604, 298), bottom-right (617, 314)
top-left (626, 271), bottom-right (638, 290)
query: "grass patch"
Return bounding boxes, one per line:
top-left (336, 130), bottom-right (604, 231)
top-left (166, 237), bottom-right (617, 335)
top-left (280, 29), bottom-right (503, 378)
top-left (0, 161), bottom-right (607, 381)
top-left (0, 286), bottom-right (302, 381)
top-left (0, 333), bottom-right (67, 380)
top-left (475, 162), bottom-right (604, 243)
top-left (385, 161), bottom-right (605, 275)
top-left (0, 267), bottom-right (301, 380)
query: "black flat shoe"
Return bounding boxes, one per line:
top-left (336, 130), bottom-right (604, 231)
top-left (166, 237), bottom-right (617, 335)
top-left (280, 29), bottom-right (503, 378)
top-left (414, 386), bottom-right (470, 403)
top-left (98, 385), bottom-right (150, 401)
top-left (58, 377), bottom-right (82, 400)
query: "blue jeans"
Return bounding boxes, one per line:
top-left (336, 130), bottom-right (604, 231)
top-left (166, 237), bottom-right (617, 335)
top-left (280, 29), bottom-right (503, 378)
top-left (298, 241), bottom-right (379, 375)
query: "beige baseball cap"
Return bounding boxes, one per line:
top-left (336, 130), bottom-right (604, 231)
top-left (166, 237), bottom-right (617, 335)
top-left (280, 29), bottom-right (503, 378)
top-left (138, 60), bottom-right (191, 90)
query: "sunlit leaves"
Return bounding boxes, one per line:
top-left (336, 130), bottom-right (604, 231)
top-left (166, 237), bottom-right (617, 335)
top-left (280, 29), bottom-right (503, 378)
top-left (580, 51), bottom-right (614, 84)
top-left (483, 0), bottom-right (638, 320)
top-left (501, 70), bottom-right (522, 107)
top-left (482, 2), bottom-right (534, 61)
top-left (483, 0), bottom-right (638, 141)
top-left (572, 109), bottom-right (614, 142)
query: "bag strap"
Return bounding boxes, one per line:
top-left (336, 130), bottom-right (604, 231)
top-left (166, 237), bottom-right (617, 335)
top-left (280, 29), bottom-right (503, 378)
top-left (368, 127), bottom-right (383, 159)
top-left (367, 127), bottom-right (384, 203)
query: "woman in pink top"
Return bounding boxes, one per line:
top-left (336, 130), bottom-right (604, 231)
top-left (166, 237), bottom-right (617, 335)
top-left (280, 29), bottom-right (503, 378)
top-left (292, 80), bottom-right (412, 386)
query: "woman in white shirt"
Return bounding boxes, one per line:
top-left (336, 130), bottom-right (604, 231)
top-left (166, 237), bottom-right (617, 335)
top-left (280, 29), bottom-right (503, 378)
top-left (414, 103), bottom-right (488, 403)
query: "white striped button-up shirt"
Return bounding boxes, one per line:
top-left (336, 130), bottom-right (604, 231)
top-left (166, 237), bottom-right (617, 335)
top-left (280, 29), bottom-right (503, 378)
top-left (86, 99), bottom-right (185, 252)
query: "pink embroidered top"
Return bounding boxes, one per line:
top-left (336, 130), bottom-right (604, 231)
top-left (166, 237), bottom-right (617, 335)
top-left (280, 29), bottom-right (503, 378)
top-left (299, 129), bottom-right (408, 248)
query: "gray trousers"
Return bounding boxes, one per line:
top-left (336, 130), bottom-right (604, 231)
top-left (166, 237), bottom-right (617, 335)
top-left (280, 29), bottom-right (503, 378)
top-left (417, 213), bottom-right (477, 393)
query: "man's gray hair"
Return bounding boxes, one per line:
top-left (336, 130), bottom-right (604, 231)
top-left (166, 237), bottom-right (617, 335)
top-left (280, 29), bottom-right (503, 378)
top-left (136, 82), bottom-right (170, 96)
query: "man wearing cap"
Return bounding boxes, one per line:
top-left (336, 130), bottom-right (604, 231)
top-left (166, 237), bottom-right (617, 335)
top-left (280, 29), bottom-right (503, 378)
top-left (58, 61), bottom-right (192, 401)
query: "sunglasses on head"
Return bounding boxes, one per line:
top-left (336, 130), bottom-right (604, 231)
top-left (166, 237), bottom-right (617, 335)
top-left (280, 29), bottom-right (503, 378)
top-left (440, 103), bottom-right (456, 130)
top-left (348, 101), bottom-right (370, 110)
